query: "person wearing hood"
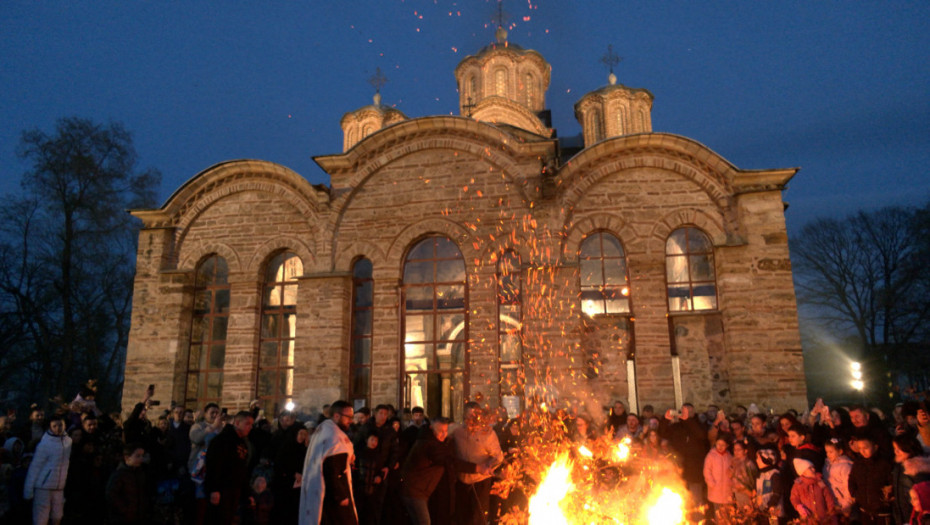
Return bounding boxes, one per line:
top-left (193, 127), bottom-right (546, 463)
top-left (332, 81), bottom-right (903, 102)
top-left (23, 414), bottom-right (71, 525)
top-left (910, 481), bottom-right (930, 525)
top-left (790, 458), bottom-right (837, 524)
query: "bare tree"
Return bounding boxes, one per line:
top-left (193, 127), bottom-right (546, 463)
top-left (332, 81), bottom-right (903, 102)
top-left (792, 204), bottom-right (930, 399)
top-left (0, 117), bottom-right (160, 409)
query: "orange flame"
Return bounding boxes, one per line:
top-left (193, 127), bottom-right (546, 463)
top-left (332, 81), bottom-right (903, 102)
top-left (528, 453), bottom-right (574, 525)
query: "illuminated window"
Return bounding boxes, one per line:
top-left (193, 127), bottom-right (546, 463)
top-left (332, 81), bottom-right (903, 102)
top-left (257, 252), bottom-right (302, 415)
top-left (580, 232), bottom-right (630, 316)
top-left (402, 236), bottom-right (467, 421)
top-left (590, 112), bottom-right (604, 142)
top-left (495, 69), bottom-right (507, 97)
top-left (616, 107), bottom-right (627, 134)
top-left (497, 250), bottom-right (523, 418)
top-left (186, 255), bottom-right (229, 407)
top-left (666, 227), bottom-right (717, 312)
top-left (349, 258), bottom-right (373, 410)
top-left (524, 73), bottom-right (535, 107)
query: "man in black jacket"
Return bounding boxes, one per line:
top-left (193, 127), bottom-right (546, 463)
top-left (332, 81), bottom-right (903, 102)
top-left (401, 418), bottom-right (482, 525)
top-left (204, 410), bottom-right (254, 525)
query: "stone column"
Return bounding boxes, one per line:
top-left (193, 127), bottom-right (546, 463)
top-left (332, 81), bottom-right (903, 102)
top-left (626, 250), bottom-right (676, 409)
top-left (220, 271), bottom-right (261, 410)
top-left (292, 272), bottom-right (352, 413)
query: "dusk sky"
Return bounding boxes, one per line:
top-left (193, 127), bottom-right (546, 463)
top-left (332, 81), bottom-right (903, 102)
top-left (2, 1), bottom-right (928, 233)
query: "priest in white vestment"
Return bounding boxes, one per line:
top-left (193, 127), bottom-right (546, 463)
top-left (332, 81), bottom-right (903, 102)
top-left (299, 400), bottom-right (358, 525)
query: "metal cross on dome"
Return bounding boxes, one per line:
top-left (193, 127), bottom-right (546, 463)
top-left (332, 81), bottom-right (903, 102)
top-left (368, 67), bottom-right (388, 94)
top-left (600, 44), bottom-right (622, 75)
top-left (494, 0), bottom-right (510, 30)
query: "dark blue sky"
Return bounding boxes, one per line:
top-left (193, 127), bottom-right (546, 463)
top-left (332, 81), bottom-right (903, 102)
top-left (2, 1), bottom-right (928, 232)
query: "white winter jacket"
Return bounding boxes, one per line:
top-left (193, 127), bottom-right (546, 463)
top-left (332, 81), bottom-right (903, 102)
top-left (23, 431), bottom-right (72, 498)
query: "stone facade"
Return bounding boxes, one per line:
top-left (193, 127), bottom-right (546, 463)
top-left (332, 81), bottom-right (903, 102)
top-left (123, 34), bottom-right (806, 418)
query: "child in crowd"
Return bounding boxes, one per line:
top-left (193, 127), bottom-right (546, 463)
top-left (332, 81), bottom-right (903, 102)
top-left (822, 438), bottom-right (854, 519)
top-left (245, 475), bottom-right (273, 525)
top-left (790, 458), bottom-right (837, 524)
top-left (755, 448), bottom-right (784, 523)
top-left (911, 481), bottom-right (930, 525)
top-left (849, 435), bottom-right (893, 524)
top-left (730, 439), bottom-right (758, 514)
top-left (704, 435), bottom-right (733, 522)
top-left (352, 431), bottom-right (382, 524)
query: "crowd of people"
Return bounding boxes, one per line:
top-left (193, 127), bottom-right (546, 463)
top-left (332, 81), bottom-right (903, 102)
top-left (1, 384), bottom-right (930, 525)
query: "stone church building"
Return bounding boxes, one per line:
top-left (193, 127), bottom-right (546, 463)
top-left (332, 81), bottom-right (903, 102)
top-left (124, 29), bottom-right (807, 420)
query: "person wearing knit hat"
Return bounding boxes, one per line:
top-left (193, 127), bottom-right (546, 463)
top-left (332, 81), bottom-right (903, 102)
top-left (910, 481), bottom-right (930, 525)
top-left (790, 456), bottom-right (837, 524)
top-left (755, 448), bottom-right (784, 520)
top-left (794, 458), bottom-right (815, 477)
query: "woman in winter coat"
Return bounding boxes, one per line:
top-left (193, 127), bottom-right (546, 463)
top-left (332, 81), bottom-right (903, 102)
top-left (892, 434), bottom-right (927, 525)
top-left (823, 438), bottom-right (855, 519)
top-left (23, 415), bottom-right (72, 525)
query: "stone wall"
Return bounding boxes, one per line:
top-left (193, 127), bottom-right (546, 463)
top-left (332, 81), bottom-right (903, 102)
top-left (123, 124), bottom-right (807, 417)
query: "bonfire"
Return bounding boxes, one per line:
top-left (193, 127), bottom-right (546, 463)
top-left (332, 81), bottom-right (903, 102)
top-left (492, 409), bottom-right (690, 525)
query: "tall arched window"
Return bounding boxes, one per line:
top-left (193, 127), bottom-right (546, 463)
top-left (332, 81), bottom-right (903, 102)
top-left (257, 252), bottom-right (302, 415)
top-left (495, 69), bottom-right (507, 97)
top-left (580, 232), bottom-right (630, 317)
top-left (589, 112), bottom-right (605, 143)
top-left (666, 227), bottom-right (717, 312)
top-left (187, 255), bottom-right (229, 407)
top-left (524, 73), bottom-right (535, 107)
top-left (349, 258), bottom-right (373, 409)
top-left (497, 250), bottom-right (523, 417)
top-left (616, 107), bottom-right (627, 135)
top-left (402, 236), bottom-right (467, 421)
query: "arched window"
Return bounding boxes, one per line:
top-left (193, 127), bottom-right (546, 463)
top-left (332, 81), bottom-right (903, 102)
top-left (497, 250), bottom-right (523, 417)
top-left (616, 106), bottom-right (627, 135)
top-left (186, 255), bottom-right (229, 407)
top-left (469, 75), bottom-right (478, 100)
top-left (666, 227), bottom-right (717, 312)
top-left (524, 73), bottom-right (535, 107)
top-left (402, 236), bottom-right (467, 421)
top-left (495, 69), bottom-right (507, 97)
top-left (589, 112), bottom-right (605, 143)
top-left (580, 232), bottom-right (630, 317)
top-left (349, 258), bottom-right (373, 409)
top-left (257, 252), bottom-right (302, 415)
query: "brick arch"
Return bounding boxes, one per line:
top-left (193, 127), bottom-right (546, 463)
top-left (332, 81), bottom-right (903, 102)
top-left (470, 96), bottom-right (550, 136)
top-left (177, 241), bottom-right (242, 273)
top-left (474, 226), bottom-right (534, 270)
top-left (386, 218), bottom-right (478, 271)
top-left (646, 208), bottom-right (727, 255)
top-left (556, 133), bottom-right (738, 218)
top-left (562, 213), bottom-right (640, 263)
top-left (163, 161), bottom-right (325, 258)
top-left (333, 240), bottom-right (387, 274)
top-left (163, 160), bottom-right (323, 227)
top-left (245, 236), bottom-right (315, 277)
top-left (332, 117), bottom-right (535, 208)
